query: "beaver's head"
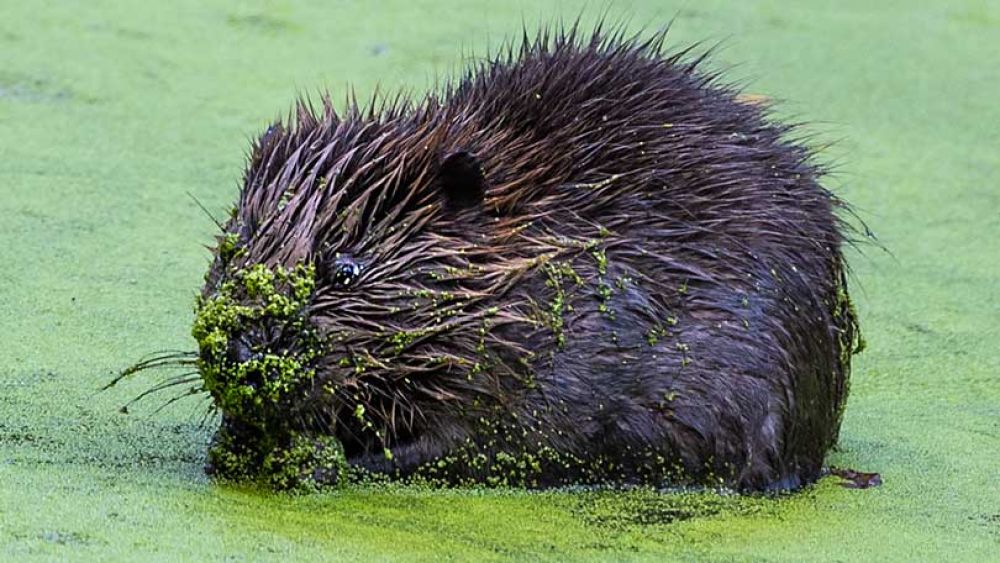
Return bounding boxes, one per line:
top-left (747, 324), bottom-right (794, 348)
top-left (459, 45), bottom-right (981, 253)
top-left (195, 103), bottom-right (532, 465)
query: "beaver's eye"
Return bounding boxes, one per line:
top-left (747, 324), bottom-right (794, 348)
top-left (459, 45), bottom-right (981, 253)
top-left (332, 257), bottom-right (361, 289)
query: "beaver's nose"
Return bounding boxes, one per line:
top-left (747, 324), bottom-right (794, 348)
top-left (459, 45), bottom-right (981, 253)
top-left (227, 335), bottom-right (253, 365)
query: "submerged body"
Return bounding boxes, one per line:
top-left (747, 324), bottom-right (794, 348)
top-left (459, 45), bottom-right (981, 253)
top-left (194, 28), bottom-right (861, 492)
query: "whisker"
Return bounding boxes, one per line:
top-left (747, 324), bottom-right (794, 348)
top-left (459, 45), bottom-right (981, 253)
top-left (121, 375), bottom-right (203, 411)
top-left (148, 385), bottom-right (206, 417)
top-left (104, 350), bottom-right (199, 390)
top-left (197, 400), bottom-right (219, 430)
top-left (188, 191), bottom-right (226, 232)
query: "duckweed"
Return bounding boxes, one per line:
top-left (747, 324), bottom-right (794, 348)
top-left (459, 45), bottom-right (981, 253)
top-left (193, 262), bottom-right (345, 489)
top-left (192, 262), bottom-right (320, 423)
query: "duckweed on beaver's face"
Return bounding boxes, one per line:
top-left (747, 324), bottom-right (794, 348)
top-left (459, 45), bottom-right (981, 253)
top-left (193, 261), bottom-right (347, 490)
top-left (191, 264), bottom-right (319, 398)
top-left (192, 262), bottom-right (321, 423)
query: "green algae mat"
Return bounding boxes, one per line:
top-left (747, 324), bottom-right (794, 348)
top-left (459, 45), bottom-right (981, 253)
top-left (2, 1), bottom-right (997, 560)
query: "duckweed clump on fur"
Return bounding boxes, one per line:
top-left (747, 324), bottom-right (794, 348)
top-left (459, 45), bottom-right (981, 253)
top-left (217, 232), bottom-right (243, 263)
top-left (540, 261), bottom-right (584, 348)
top-left (194, 262), bottom-right (347, 490)
top-left (192, 262), bottom-right (319, 422)
top-left (207, 429), bottom-right (347, 493)
top-left (261, 433), bottom-right (347, 493)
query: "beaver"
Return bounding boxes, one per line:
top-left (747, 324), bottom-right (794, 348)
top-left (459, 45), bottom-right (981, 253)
top-left (126, 25), bottom-right (863, 492)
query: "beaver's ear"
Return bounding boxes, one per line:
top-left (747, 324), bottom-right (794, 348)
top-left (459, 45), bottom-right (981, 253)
top-left (439, 151), bottom-right (486, 211)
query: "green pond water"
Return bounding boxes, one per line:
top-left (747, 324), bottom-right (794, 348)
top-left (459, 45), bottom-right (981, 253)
top-left (1, 0), bottom-right (997, 560)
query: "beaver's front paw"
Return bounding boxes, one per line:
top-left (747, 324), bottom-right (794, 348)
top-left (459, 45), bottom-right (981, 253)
top-left (260, 433), bottom-right (347, 492)
top-left (205, 421), bottom-right (267, 481)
